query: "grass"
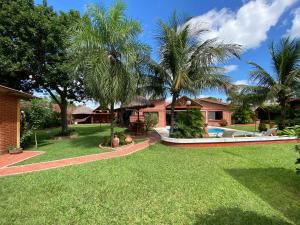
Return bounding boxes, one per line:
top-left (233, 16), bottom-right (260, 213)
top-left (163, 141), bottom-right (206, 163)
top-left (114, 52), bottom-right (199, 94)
top-left (1, 140), bottom-right (300, 224)
top-left (227, 124), bottom-right (258, 132)
top-left (18, 124), bottom-right (126, 165)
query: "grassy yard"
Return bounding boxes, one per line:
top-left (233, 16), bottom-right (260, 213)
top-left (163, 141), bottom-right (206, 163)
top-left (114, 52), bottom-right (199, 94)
top-left (1, 140), bottom-right (300, 224)
top-left (226, 124), bottom-right (272, 132)
top-left (227, 124), bottom-right (257, 132)
top-left (18, 124), bottom-right (125, 165)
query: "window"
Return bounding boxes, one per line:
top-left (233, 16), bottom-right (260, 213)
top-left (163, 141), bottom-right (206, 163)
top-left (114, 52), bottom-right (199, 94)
top-left (208, 111), bottom-right (223, 120)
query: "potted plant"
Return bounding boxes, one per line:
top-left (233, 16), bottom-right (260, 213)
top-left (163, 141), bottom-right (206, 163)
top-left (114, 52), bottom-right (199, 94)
top-left (7, 146), bottom-right (23, 154)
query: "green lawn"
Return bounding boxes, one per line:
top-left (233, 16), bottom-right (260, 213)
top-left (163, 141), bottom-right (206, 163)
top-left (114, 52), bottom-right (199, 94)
top-left (1, 140), bottom-right (300, 224)
top-left (227, 124), bottom-right (258, 132)
top-left (18, 124), bottom-right (125, 165)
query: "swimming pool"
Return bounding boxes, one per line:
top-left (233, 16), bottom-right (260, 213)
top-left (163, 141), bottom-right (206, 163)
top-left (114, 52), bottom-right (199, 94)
top-left (164, 126), bottom-right (225, 134)
top-left (208, 128), bottom-right (225, 134)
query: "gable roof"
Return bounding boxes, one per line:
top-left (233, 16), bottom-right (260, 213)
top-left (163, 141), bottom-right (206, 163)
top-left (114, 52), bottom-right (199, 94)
top-left (195, 98), bottom-right (229, 106)
top-left (0, 85), bottom-right (33, 100)
top-left (166, 96), bottom-right (203, 108)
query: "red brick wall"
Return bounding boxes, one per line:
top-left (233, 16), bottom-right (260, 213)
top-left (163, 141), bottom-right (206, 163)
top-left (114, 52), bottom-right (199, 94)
top-left (198, 100), bottom-right (232, 126)
top-left (0, 95), bottom-right (19, 154)
top-left (140, 100), bottom-right (167, 128)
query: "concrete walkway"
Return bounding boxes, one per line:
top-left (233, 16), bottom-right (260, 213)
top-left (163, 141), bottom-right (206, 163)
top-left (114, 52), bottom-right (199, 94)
top-left (0, 134), bottom-right (160, 177)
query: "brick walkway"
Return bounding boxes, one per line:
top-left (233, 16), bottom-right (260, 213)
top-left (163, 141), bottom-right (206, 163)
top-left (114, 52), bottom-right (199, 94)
top-left (0, 134), bottom-right (160, 177)
top-left (0, 151), bottom-right (43, 168)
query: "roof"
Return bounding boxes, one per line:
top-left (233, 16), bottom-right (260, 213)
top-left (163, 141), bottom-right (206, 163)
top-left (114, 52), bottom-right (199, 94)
top-left (0, 85), bottom-right (33, 100)
top-left (166, 96), bottom-right (203, 109)
top-left (290, 98), bottom-right (300, 103)
top-left (195, 98), bottom-right (229, 106)
top-left (72, 106), bottom-right (93, 115)
top-left (52, 103), bottom-right (77, 114)
top-left (120, 96), bottom-right (154, 109)
top-left (93, 106), bottom-right (110, 113)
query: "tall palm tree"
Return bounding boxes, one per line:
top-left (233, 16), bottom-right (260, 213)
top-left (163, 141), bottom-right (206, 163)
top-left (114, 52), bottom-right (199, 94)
top-left (247, 37), bottom-right (300, 129)
top-left (69, 1), bottom-right (148, 143)
top-left (147, 13), bottom-right (241, 133)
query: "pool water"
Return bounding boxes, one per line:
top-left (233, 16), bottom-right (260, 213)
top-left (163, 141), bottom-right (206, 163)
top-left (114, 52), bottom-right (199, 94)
top-left (208, 128), bottom-right (225, 134)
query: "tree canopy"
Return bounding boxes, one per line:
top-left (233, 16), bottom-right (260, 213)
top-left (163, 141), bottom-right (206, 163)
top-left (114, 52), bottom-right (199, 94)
top-left (69, 0), bottom-right (149, 142)
top-left (147, 12), bottom-right (241, 133)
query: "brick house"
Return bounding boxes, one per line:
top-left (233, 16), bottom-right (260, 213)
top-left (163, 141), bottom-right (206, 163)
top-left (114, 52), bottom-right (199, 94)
top-left (0, 85), bottom-right (33, 154)
top-left (127, 96), bottom-right (232, 128)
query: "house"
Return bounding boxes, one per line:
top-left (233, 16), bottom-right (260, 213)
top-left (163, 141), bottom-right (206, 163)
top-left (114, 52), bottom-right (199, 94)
top-left (123, 96), bottom-right (232, 128)
top-left (0, 85), bottom-right (33, 154)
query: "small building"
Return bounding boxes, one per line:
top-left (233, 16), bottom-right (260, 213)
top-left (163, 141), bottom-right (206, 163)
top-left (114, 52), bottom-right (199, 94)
top-left (0, 85), bottom-right (33, 154)
top-left (72, 106), bottom-right (93, 124)
top-left (92, 107), bottom-right (111, 123)
top-left (290, 98), bottom-right (300, 110)
top-left (72, 105), bottom-right (112, 124)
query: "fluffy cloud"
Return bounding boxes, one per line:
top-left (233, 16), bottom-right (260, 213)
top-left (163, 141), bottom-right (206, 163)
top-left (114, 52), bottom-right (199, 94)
top-left (224, 65), bottom-right (238, 73)
top-left (187, 0), bottom-right (296, 50)
top-left (233, 80), bottom-right (248, 85)
top-left (286, 8), bottom-right (300, 38)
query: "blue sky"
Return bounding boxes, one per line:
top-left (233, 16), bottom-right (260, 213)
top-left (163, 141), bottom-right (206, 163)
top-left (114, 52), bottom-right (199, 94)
top-left (35, 0), bottom-right (300, 105)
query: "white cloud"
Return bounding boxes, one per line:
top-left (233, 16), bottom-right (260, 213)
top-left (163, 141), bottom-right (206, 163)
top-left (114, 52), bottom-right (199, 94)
top-left (224, 65), bottom-right (238, 73)
top-left (233, 80), bottom-right (248, 85)
top-left (286, 8), bottom-right (300, 38)
top-left (187, 0), bottom-right (296, 50)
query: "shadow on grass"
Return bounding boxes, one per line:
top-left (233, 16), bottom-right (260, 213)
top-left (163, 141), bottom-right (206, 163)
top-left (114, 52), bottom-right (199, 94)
top-left (74, 125), bottom-right (110, 136)
top-left (225, 168), bottom-right (300, 224)
top-left (69, 134), bottom-right (102, 148)
top-left (193, 207), bottom-right (292, 225)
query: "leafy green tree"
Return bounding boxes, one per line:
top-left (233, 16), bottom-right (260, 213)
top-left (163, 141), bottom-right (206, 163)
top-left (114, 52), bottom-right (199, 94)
top-left (29, 99), bottom-right (50, 149)
top-left (0, 0), bottom-right (35, 91)
top-left (246, 38), bottom-right (300, 129)
top-left (147, 13), bottom-right (241, 133)
top-left (227, 85), bottom-right (255, 124)
top-left (30, 3), bottom-right (85, 135)
top-left (69, 1), bottom-right (148, 144)
top-left (0, 0), bottom-right (85, 135)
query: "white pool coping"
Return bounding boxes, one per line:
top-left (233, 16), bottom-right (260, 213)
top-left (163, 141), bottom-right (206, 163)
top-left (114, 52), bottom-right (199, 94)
top-left (155, 126), bottom-right (298, 144)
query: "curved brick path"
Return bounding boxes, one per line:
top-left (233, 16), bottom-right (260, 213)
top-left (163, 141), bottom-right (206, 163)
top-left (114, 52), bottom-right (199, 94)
top-left (0, 134), bottom-right (160, 177)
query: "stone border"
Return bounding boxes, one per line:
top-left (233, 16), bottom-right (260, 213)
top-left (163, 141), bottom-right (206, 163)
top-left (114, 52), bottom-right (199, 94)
top-left (155, 127), bottom-right (298, 147)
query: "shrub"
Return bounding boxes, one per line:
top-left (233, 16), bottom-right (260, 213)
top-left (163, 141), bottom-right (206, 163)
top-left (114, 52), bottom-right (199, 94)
top-left (170, 109), bottom-right (204, 138)
top-left (279, 126), bottom-right (300, 136)
top-left (232, 106), bottom-right (254, 124)
top-left (144, 113), bottom-right (158, 131)
top-left (219, 119), bottom-right (228, 127)
top-left (258, 121), bottom-right (268, 132)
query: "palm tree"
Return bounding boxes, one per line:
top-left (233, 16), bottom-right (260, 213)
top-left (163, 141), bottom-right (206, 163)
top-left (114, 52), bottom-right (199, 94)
top-left (147, 13), bottom-right (241, 133)
top-left (69, 1), bottom-right (148, 144)
top-left (247, 37), bottom-right (300, 129)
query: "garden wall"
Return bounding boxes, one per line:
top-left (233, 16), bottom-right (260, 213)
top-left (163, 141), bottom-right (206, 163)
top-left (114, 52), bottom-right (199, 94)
top-left (0, 95), bottom-right (19, 154)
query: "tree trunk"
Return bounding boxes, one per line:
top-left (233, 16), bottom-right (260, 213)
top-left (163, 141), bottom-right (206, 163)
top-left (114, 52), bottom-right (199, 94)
top-left (279, 101), bottom-right (287, 130)
top-left (170, 92), bottom-right (178, 134)
top-left (60, 99), bottom-right (69, 136)
top-left (110, 102), bottom-right (115, 147)
top-left (35, 132), bottom-right (38, 150)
